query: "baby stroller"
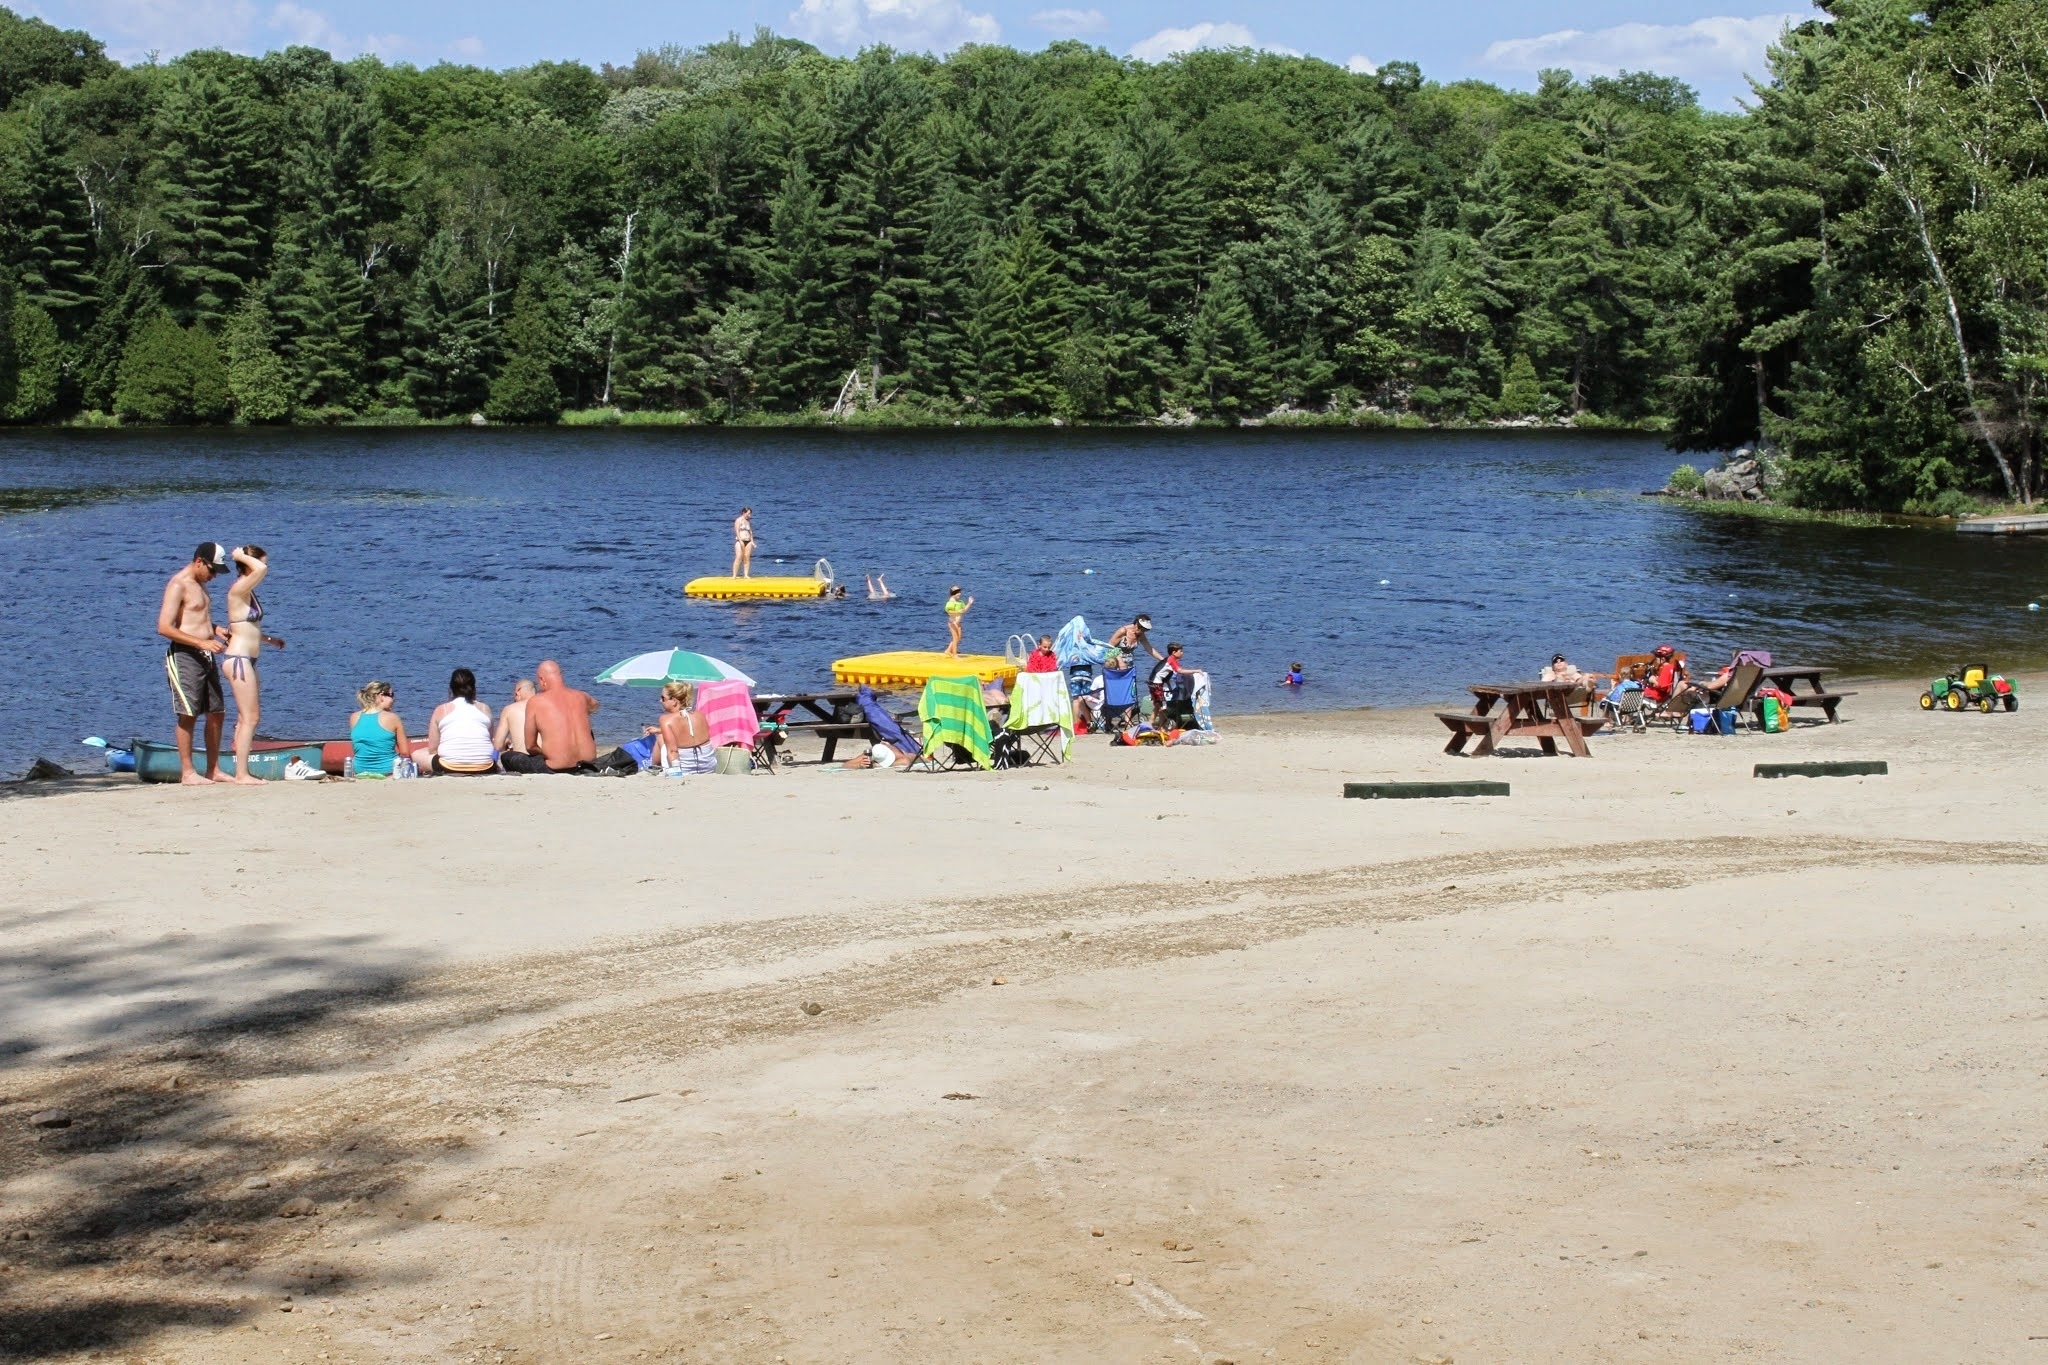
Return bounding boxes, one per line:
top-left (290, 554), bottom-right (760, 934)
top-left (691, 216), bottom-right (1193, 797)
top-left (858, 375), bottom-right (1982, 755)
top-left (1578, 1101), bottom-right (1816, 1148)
top-left (1156, 670), bottom-right (1199, 728)
top-left (1600, 679), bottom-right (1651, 733)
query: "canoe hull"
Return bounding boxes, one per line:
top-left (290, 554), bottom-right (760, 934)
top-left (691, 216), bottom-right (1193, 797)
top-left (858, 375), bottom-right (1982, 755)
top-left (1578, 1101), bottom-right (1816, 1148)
top-left (132, 738), bottom-right (331, 783)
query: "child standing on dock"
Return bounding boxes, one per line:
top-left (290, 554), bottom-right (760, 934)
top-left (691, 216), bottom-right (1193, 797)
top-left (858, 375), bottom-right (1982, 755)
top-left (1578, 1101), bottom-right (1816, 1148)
top-left (943, 585), bottom-right (974, 657)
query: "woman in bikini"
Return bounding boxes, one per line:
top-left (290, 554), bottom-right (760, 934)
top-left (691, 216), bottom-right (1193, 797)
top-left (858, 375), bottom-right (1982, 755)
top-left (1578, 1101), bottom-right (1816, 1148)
top-left (732, 507), bottom-right (755, 577)
top-left (653, 681), bottom-right (716, 774)
top-left (219, 546), bottom-right (284, 785)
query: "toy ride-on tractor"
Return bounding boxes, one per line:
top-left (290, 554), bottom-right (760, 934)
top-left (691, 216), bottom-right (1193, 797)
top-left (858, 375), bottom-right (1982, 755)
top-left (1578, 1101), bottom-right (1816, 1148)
top-left (1920, 665), bottom-right (2018, 713)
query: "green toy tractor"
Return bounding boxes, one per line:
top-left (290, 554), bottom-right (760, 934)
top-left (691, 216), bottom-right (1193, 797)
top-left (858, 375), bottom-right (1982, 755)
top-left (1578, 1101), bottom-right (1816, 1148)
top-left (1920, 665), bottom-right (2018, 713)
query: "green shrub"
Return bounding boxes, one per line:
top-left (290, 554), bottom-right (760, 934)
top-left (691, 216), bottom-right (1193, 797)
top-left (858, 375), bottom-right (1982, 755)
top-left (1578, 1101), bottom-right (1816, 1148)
top-left (1901, 488), bottom-right (1982, 518)
top-left (1667, 463), bottom-right (1705, 495)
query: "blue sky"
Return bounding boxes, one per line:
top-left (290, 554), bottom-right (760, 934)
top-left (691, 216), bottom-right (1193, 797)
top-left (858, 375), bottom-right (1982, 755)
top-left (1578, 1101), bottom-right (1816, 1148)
top-left (17, 1), bottom-right (1818, 108)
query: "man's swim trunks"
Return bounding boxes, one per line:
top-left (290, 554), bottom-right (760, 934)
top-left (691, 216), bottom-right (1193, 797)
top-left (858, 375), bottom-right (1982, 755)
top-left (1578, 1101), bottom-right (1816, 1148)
top-left (165, 644), bottom-right (225, 717)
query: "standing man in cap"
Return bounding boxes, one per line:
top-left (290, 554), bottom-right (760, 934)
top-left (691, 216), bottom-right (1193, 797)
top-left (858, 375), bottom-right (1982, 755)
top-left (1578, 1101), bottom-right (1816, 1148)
top-left (157, 542), bottom-right (231, 785)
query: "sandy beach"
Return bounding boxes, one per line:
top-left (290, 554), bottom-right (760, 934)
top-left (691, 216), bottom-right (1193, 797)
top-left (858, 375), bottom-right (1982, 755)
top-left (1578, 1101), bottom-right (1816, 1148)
top-left (2, 677), bottom-right (2045, 1363)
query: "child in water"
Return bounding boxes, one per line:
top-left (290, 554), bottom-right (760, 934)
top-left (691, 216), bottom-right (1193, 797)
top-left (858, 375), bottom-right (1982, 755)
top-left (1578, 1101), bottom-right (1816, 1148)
top-left (1278, 661), bottom-right (1305, 687)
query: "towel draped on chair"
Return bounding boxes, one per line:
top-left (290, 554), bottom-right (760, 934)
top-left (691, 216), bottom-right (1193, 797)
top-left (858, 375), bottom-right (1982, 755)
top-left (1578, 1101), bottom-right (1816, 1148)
top-left (1006, 670), bottom-right (1074, 759)
top-left (694, 680), bottom-right (761, 748)
top-left (918, 675), bottom-right (994, 770)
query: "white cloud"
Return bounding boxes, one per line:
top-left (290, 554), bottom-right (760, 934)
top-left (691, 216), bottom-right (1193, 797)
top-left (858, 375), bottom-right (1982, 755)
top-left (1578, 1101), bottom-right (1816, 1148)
top-left (788, 0), bottom-right (1000, 54)
top-left (69, 0), bottom-right (257, 55)
top-left (1129, 21), bottom-right (1298, 63)
top-left (1481, 13), bottom-right (1800, 84)
top-left (1346, 53), bottom-right (1375, 75)
top-left (450, 35), bottom-right (486, 59)
top-left (63, 0), bottom-right (408, 60)
top-left (1030, 7), bottom-right (1107, 35)
top-left (268, 0), bottom-right (342, 48)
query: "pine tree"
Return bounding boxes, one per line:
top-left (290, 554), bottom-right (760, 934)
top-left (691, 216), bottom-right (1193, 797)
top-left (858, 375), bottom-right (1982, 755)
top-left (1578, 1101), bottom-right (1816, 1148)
top-left (1179, 270), bottom-right (1273, 418)
top-left (701, 302), bottom-right (760, 416)
top-left (965, 215), bottom-right (1067, 415)
top-left (400, 232), bottom-right (499, 418)
top-left (115, 312), bottom-right (227, 422)
top-left (486, 281), bottom-right (566, 422)
top-left (152, 67), bottom-right (271, 325)
top-left (223, 296), bottom-right (293, 422)
top-left (1496, 353), bottom-right (1547, 417)
top-left (272, 234), bottom-right (367, 415)
top-left (78, 262), bottom-right (162, 415)
top-left (613, 210), bottom-right (712, 409)
top-left (10, 98), bottom-right (98, 331)
top-left (5, 298), bottom-right (63, 421)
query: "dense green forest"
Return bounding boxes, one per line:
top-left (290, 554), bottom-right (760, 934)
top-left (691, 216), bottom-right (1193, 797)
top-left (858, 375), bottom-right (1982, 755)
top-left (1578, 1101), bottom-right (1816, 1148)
top-left (0, 1), bottom-right (2043, 509)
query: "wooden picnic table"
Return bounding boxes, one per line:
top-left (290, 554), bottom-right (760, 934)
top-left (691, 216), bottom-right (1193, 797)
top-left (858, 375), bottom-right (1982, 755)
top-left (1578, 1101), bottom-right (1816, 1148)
top-left (1437, 680), bottom-right (1610, 757)
top-left (753, 690), bottom-right (871, 765)
top-left (1758, 666), bottom-right (1855, 723)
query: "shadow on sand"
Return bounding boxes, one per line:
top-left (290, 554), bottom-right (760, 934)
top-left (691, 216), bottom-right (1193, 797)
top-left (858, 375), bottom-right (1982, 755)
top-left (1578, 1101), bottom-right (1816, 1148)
top-left (0, 908), bottom-right (505, 1359)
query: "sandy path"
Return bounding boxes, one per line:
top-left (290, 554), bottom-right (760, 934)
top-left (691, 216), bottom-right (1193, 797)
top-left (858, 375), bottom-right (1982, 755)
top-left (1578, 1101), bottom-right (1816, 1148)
top-left (1, 680), bottom-right (2045, 1361)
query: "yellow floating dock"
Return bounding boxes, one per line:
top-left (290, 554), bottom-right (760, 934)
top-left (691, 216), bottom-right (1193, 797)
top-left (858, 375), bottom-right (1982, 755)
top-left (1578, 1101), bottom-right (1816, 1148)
top-left (834, 651), bottom-right (1020, 689)
top-left (685, 576), bottom-right (831, 601)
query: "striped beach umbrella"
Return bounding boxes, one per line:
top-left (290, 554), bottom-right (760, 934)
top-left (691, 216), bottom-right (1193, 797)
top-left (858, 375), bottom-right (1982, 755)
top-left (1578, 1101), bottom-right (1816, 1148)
top-left (593, 648), bottom-right (755, 688)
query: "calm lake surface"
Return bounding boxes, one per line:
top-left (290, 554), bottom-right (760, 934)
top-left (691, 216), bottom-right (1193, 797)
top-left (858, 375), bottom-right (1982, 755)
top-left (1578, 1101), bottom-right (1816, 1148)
top-left (6, 426), bottom-right (2048, 777)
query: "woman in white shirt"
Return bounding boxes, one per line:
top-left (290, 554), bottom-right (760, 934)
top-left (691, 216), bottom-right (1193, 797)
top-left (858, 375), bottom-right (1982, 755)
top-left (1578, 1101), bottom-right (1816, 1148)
top-left (427, 668), bottom-right (498, 775)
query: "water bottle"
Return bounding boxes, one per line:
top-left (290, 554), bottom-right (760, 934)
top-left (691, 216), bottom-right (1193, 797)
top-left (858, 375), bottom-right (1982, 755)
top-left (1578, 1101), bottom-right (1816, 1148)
top-left (342, 756), bottom-right (354, 779)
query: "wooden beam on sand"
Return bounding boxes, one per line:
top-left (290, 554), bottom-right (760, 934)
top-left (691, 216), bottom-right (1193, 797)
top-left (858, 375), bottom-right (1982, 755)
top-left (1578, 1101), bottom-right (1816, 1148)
top-left (1754, 761), bottom-right (1888, 779)
top-left (1344, 781), bottom-right (1510, 800)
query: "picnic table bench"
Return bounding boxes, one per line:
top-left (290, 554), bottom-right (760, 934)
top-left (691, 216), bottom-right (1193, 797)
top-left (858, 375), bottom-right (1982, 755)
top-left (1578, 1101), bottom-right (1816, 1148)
top-left (753, 691), bottom-right (873, 767)
top-left (1759, 666), bottom-right (1855, 723)
top-left (1438, 681), bottom-right (1610, 757)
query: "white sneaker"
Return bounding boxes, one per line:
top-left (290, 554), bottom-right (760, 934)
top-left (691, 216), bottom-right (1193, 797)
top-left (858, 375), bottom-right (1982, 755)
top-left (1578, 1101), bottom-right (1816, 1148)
top-left (284, 758), bottom-right (325, 781)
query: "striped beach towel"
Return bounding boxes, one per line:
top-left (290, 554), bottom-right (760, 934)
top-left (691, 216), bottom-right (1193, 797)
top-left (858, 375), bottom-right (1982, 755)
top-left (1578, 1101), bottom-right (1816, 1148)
top-left (1006, 669), bottom-right (1074, 759)
top-left (918, 675), bottom-right (994, 770)
top-left (694, 680), bottom-right (761, 748)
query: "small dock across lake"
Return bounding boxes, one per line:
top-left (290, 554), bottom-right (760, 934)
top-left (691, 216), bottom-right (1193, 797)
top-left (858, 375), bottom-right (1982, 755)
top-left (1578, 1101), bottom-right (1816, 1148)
top-left (1957, 513), bottom-right (2048, 535)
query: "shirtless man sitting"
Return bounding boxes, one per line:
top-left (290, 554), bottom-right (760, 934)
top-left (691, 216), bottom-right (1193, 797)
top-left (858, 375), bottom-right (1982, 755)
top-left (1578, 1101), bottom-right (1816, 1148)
top-left (156, 542), bottom-right (232, 786)
top-left (506, 660), bottom-right (604, 773)
top-left (494, 678), bottom-right (535, 756)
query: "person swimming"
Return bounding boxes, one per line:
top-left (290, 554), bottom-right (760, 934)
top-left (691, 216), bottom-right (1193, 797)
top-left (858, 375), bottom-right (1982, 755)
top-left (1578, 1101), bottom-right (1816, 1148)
top-left (1279, 661), bottom-right (1304, 687)
top-left (866, 573), bottom-right (894, 600)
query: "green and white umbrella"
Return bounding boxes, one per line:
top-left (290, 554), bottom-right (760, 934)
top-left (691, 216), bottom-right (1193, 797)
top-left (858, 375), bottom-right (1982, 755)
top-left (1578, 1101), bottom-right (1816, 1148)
top-left (593, 648), bottom-right (755, 688)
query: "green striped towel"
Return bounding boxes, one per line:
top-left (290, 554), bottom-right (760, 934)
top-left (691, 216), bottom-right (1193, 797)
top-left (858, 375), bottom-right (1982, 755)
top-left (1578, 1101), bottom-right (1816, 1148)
top-left (918, 675), bottom-right (994, 770)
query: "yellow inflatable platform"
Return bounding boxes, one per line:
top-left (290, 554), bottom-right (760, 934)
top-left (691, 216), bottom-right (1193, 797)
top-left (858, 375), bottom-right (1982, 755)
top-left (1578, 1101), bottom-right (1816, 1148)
top-left (684, 576), bottom-right (831, 601)
top-left (833, 651), bottom-right (1020, 689)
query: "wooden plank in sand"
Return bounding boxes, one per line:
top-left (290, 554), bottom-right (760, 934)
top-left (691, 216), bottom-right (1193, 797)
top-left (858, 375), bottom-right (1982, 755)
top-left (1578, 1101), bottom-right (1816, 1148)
top-left (1344, 781), bottom-right (1510, 800)
top-left (1754, 761), bottom-right (1888, 779)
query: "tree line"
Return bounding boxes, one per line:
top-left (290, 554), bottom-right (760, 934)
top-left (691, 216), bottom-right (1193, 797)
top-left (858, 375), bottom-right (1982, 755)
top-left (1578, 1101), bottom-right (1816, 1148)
top-left (0, 1), bottom-right (2043, 510)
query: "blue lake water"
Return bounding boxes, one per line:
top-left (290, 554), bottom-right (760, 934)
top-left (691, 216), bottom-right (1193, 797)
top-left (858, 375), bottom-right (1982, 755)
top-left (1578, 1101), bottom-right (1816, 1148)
top-left (5, 426), bottom-right (2048, 777)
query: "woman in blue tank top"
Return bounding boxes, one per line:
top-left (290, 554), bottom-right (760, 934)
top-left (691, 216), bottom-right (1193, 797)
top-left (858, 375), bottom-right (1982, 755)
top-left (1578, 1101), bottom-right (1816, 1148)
top-left (349, 680), bottom-right (410, 777)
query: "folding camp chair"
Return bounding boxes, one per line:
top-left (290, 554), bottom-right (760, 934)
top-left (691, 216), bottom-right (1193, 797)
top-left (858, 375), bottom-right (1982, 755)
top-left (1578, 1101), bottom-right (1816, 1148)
top-left (915, 675), bottom-right (996, 771)
top-left (1006, 671), bottom-right (1075, 765)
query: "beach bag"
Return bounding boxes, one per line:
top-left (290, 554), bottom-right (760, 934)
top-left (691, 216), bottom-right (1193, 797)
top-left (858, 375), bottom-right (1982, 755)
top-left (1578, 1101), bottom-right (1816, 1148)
top-left (1760, 697), bottom-right (1787, 732)
top-left (990, 731), bottom-right (1028, 769)
top-left (620, 734), bottom-right (659, 770)
top-left (714, 744), bottom-right (752, 775)
top-left (1688, 708), bottom-right (1713, 734)
top-left (1713, 708), bottom-right (1738, 735)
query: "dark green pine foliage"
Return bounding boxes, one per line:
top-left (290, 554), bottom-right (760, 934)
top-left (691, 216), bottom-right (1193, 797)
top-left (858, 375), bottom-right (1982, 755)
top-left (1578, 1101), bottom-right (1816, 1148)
top-left (965, 215), bottom-right (1067, 416)
top-left (0, 270), bottom-right (15, 417)
top-left (0, 8), bottom-right (113, 110)
top-left (1089, 117), bottom-right (1207, 418)
top-left (222, 295), bottom-right (293, 422)
top-left (152, 66), bottom-right (271, 325)
top-left (752, 162), bottom-right (848, 409)
top-left (9, 98), bottom-right (98, 330)
top-left (6, 298), bottom-right (63, 419)
top-left (613, 210), bottom-right (713, 409)
top-left (77, 260), bottom-right (162, 414)
top-left (272, 235), bottom-right (368, 415)
top-left (830, 57), bottom-right (934, 392)
top-left (1230, 165), bottom-right (1355, 407)
top-left (1179, 268), bottom-right (1273, 417)
top-left (401, 232), bottom-right (498, 418)
top-left (114, 311), bottom-right (229, 422)
top-left (487, 279), bottom-right (566, 422)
